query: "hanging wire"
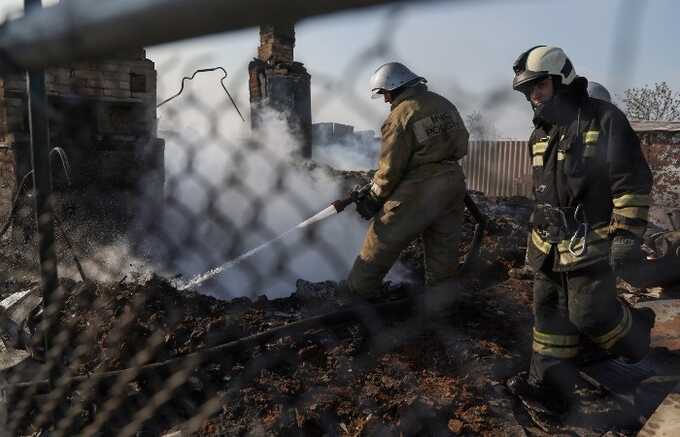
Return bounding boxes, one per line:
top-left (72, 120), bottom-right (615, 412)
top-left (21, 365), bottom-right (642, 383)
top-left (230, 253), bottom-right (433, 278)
top-left (156, 66), bottom-right (246, 122)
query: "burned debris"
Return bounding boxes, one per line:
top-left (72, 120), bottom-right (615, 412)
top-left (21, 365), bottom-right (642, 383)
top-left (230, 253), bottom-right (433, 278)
top-left (2, 181), bottom-right (678, 435)
top-left (0, 192), bottom-right (536, 436)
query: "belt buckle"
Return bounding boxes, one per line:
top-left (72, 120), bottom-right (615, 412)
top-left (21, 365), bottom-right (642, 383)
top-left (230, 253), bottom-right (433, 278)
top-left (540, 228), bottom-right (562, 244)
top-left (540, 204), bottom-right (569, 234)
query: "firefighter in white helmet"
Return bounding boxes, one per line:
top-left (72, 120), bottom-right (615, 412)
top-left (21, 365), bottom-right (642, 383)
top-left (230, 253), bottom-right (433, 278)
top-left (510, 80), bottom-right (611, 282)
top-left (343, 62), bottom-right (469, 298)
top-left (587, 81), bottom-right (612, 102)
top-left (507, 45), bottom-right (655, 415)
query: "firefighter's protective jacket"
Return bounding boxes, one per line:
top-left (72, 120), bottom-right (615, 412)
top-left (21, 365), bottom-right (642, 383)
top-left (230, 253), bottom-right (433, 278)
top-left (527, 77), bottom-right (653, 271)
top-left (347, 85), bottom-right (468, 295)
top-left (369, 84), bottom-right (469, 200)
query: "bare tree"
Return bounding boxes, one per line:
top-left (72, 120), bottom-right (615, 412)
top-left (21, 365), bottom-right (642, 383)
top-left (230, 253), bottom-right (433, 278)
top-left (465, 110), bottom-right (498, 140)
top-left (622, 81), bottom-right (680, 121)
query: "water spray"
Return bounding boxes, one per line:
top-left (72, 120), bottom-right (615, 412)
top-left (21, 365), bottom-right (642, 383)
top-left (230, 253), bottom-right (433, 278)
top-left (177, 186), bottom-right (367, 291)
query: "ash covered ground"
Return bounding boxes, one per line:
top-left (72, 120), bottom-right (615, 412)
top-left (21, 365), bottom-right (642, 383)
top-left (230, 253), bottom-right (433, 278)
top-left (0, 169), bottom-right (674, 436)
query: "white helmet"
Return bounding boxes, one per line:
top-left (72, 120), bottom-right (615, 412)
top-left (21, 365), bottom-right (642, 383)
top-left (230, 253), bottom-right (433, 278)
top-left (587, 81), bottom-right (611, 102)
top-left (369, 62), bottom-right (426, 99)
top-left (513, 46), bottom-right (576, 92)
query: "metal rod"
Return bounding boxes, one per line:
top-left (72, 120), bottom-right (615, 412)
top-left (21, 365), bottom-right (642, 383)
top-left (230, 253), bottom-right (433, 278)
top-left (54, 216), bottom-right (88, 283)
top-left (0, 170), bottom-right (33, 239)
top-left (0, 0), bottom-right (433, 74)
top-left (157, 66), bottom-right (246, 122)
top-left (25, 0), bottom-right (59, 373)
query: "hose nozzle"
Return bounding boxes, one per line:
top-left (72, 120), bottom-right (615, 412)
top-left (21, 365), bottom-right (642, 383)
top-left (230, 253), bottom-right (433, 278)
top-left (331, 183), bottom-right (372, 213)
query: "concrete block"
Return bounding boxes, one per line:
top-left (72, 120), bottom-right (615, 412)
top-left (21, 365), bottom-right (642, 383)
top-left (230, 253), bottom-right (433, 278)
top-left (100, 63), bottom-right (125, 72)
top-left (87, 78), bottom-right (103, 88)
top-left (76, 70), bottom-right (102, 81)
top-left (638, 383), bottom-right (680, 437)
top-left (79, 87), bottom-right (101, 97)
top-left (48, 84), bottom-right (72, 96)
top-left (101, 80), bottom-right (117, 89)
top-left (4, 98), bottom-right (23, 108)
top-left (108, 89), bottom-right (131, 98)
top-left (5, 80), bottom-right (25, 91)
top-left (102, 70), bottom-right (130, 81)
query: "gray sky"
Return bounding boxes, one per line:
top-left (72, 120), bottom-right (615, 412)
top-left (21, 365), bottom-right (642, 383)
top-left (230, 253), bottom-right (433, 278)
top-left (3, 0), bottom-right (680, 139)
top-left (149, 0), bottom-right (680, 139)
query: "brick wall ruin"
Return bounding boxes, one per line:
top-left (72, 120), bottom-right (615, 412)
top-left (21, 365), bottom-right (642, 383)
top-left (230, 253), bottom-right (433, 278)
top-left (0, 147), bottom-right (15, 224)
top-left (0, 48), bottom-right (164, 235)
top-left (632, 121), bottom-right (680, 229)
top-left (249, 24), bottom-right (312, 158)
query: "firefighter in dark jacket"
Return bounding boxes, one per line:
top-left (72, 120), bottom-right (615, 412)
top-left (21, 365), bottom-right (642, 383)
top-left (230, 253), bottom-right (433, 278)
top-left (507, 45), bottom-right (656, 409)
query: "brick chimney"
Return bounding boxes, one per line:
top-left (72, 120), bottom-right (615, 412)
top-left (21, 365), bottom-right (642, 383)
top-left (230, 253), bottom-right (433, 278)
top-left (258, 25), bottom-right (295, 63)
top-left (249, 24), bottom-right (312, 158)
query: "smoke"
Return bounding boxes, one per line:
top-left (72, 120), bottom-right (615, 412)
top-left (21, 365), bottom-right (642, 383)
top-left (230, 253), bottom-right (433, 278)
top-left (312, 135), bottom-right (380, 171)
top-left (130, 108), bottom-right (380, 299)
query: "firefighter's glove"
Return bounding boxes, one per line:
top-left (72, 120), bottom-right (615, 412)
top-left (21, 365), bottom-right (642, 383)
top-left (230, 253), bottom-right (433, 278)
top-left (610, 230), bottom-right (643, 272)
top-left (350, 184), bottom-right (371, 203)
top-left (355, 192), bottom-right (383, 220)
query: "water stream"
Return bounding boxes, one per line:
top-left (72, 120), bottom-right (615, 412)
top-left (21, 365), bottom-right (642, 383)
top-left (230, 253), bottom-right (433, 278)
top-left (177, 204), bottom-right (340, 290)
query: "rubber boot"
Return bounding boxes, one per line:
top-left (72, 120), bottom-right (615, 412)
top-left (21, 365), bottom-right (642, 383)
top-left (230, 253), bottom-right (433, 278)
top-left (610, 305), bottom-right (656, 364)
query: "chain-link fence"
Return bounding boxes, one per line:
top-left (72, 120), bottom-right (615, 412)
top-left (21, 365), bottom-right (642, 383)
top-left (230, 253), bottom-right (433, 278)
top-left (0, 0), bottom-right (675, 436)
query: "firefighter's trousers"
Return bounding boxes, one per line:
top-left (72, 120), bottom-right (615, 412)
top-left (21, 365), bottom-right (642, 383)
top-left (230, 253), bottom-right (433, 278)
top-left (530, 259), bottom-right (653, 386)
top-left (347, 167), bottom-right (466, 295)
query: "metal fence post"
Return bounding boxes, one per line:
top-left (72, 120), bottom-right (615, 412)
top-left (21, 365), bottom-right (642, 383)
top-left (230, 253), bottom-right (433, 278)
top-left (25, 0), bottom-right (59, 360)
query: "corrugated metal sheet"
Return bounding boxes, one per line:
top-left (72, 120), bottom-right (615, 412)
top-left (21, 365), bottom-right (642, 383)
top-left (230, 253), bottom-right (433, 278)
top-left (460, 133), bottom-right (678, 214)
top-left (461, 141), bottom-right (531, 197)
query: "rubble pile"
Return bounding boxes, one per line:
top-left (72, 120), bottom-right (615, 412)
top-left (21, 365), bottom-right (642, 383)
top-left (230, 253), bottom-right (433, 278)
top-left (4, 277), bottom-right (536, 436)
